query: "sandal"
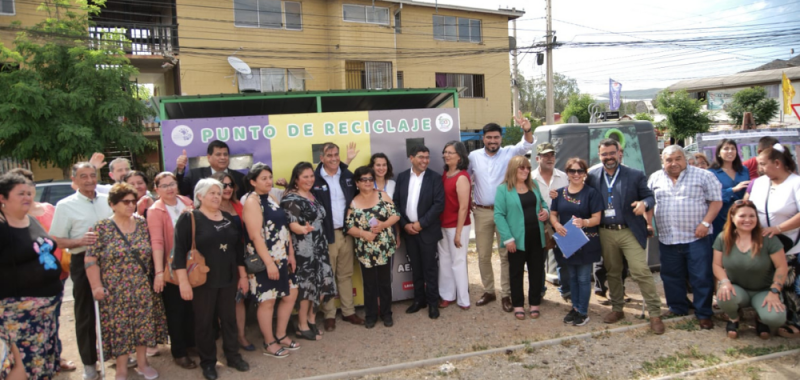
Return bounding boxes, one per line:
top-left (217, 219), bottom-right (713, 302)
top-left (295, 328), bottom-right (320, 341)
top-left (726, 320), bottom-right (739, 339)
top-left (276, 335), bottom-right (300, 350)
top-left (308, 322), bottom-right (323, 336)
top-left (529, 309), bottom-right (541, 319)
top-left (778, 323), bottom-right (800, 339)
top-left (514, 311), bottom-right (526, 320)
top-left (756, 319), bottom-right (771, 340)
top-left (262, 341), bottom-right (289, 359)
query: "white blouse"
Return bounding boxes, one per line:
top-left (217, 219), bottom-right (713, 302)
top-left (749, 173), bottom-right (800, 255)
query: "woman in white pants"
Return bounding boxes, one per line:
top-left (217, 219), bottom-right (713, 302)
top-left (438, 141), bottom-right (473, 310)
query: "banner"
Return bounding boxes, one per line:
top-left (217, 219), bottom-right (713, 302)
top-left (609, 79), bottom-right (622, 111)
top-left (784, 72), bottom-right (796, 114)
top-left (161, 108), bottom-right (461, 303)
top-left (707, 89), bottom-right (740, 110)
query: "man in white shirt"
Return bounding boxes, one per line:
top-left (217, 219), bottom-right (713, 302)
top-left (49, 162), bottom-right (113, 380)
top-left (532, 143), bottom-right (570, 301)
top-left (467, 113), bottom-right (535, 312)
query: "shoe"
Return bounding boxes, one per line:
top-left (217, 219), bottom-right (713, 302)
top-left (146, 347), bottom-right (160, 357)
top-left (135, 366), bottom-right (159, 380)
top-left (428, 305), bottom-right (440, 319)
top-left (83, 366), bottom-right (99, 380)
top-left (324, 318), bottom-right (336, 332)
top-left (60, 359), bottom-right (77, 372)
top-left (563, 309), bottom-right (578, 324)
top-left (239, 343), bottom-right (256, 352)
top-left (262, 341), bottom-right (289, 359)
top-left (173, 357), bottom-right (197, 370)
top-left (476, 293), bottom-right (496, 306)
top-left (383, 315), bottom-right (394, 327)
top-left (459, 305), bottom-right (470, 311)
top-left (603, 311), bottom-right (626, 324)
top-left (501, 297), bottom-right (513, 313)
top-left (365, 319), bottom-right (376, 329)
top-left (726, 320), bottom-right (739, 339)
top-left (650, 317), bottom-right (666, 335)
top-left (561, 292), bottom-right (572, 302)
top-left (756, 319), bottom-right (771, 340)
top-left (127, 357), bottom-right (137, 368)
top-left (228, 358), bottom-right (249, 372)
top-left (202, 366), bottom-right (218, 380)
top-left (342, 314), bottom-right (365, 325)
top-left (595, 289), bottom-right (607, 298)
top-left (698, 319), bottom-right (714, 330)
top-left (439, 299), bottom-right (454, 308)
top-left (572, 314), bottom-right (590, 326)
top-left (406, 301), bottom-right (428, 314)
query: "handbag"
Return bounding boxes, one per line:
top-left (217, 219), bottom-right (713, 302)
top-left (164, 211), bottom-right (209, 287)
top-left (764, 181), bottom-right (800, 253)
top-left (243, 192), bottom-right (267, 274)
top-left (111, 220), bottom-right (154, 286)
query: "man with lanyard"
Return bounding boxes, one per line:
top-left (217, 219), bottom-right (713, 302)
top-left (648, 145), bottom-right (721, 329)
top-left (49, 162), bottom-right (113, 380)
top-left (586, 139), bottom-right (665, 334)
top-left (535, 143), bottom-right (570, 301)
top-left (313, 142), bottom-right (365, 332)
top-left (468, 112), bottom-right (535, 312)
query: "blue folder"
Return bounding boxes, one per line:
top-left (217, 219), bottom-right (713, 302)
top-left (552, 217), bottom-right (590, 258)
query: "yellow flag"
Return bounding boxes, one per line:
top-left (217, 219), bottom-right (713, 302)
top-left (784, 72), bottom-right (796, 114)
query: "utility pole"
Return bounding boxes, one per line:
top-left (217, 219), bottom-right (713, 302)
top-left (545, 0), bottom-right (554, 125)
top-left (512, 12), bottom-right (520, 116)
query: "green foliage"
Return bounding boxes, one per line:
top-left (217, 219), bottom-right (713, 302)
top-left (517, 72), bottom-right (579, 119)
top-left (0, 0), bottom-right (153, 176)
top-left (727, 86), bottom-right (780, 126)
top-left (562, 94), bottom-right (596, 123)
top-left (654, 90), bottom-right (711, 141)
top-left (634, 112), bottom-right (654, 122)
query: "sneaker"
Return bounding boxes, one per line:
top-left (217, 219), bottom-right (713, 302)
top-left (135, 366), bottom-right (159, 380)
top-left (83, 366), bottom-right (99, 380)
top-left (573, 314), bottom-right (590, 326)
top-left (563, 309), bottom-right (578, 324)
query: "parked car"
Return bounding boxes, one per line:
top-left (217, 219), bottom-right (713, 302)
top-left (35, 180), bottom-right (74, 206)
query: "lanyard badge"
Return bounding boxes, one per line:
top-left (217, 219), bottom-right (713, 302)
top-left (604, 168), bottom-right (620, 217)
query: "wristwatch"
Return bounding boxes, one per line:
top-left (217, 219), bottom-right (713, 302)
top-left (770, 287), bottom-right (780, 294)
top-left (701, 221), bottom-right (711, 228)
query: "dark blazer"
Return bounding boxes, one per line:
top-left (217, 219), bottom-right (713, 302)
top-left (312, 162), bottom-right (356, 244)
top-left (587, 164), bottom-right (654, 249)
top-left (176, 167), bottom-right (247, 200)
top-left (394, 168), bottom-right (445, 244)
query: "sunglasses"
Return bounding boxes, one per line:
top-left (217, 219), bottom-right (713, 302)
top-left (734, 200), bottom-right (755, 206)
top-left (118, 199), bottom-right (137, 206)
top-left (567, 169), bottom-right (586, 175)
top-left (221, 183), bottom-right (234, 189)
top-left (358, 177), bottom-right (374, 183)
top-left (518, 166), bottom-right (531, 171)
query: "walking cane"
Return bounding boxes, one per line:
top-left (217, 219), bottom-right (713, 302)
top-left (94, 299), bottom-right (106, 380)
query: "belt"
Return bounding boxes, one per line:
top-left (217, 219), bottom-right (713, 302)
top-left (601, 224), bottom-right (629, 230)
top-left (334, 228), bottom-right (343, 231)
top-left (475, 204), bottom-right (494, 210)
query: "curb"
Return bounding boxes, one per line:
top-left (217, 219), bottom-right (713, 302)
top-left (652, 348), bottom-right (800, 380)
top-left (296, 314), bottom-right (700, 380)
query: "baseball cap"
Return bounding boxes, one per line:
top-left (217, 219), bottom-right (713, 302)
top-left (537, 143), bottom-right (555, 155)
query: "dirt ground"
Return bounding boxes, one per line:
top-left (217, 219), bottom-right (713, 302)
top-left (53, 246), bottom-right (800, 380)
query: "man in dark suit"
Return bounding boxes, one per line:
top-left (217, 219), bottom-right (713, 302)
top-left (394, 145), bottom-right (445, 319)
top-left (175, 140), bottom-right (246, 200)
top-left (587, 138), bottom-right (664, 334)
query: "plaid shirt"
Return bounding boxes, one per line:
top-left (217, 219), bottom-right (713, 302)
top-left (648, 165), bottom-right (722, 245)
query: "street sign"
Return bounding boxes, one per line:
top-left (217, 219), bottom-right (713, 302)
top-left (603, 111), bottom-right (620, 120)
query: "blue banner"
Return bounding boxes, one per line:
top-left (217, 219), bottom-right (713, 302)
top-left (609, 78), bottom-right (622, 111)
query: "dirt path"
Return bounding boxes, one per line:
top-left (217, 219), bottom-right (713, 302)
top-left (53, 247), bottom-right (800, 379)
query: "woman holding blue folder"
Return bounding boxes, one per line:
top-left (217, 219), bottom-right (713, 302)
top-left (550, 158), bottom-right (603, 326)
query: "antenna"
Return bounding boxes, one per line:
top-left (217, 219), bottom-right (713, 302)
top-left (227, 56), bottom-right (251, 75)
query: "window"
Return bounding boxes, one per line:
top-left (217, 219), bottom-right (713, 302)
top-left (397, 71), bottom-right (404, 89)
top-left (0, 0), bottom-right (14, 15)
top-left (394, 11), bottom-right (401, 34)
top-left (435, 73), bottom-right (485, 98)
top-left (346, 61), bottom-right (392, 90)
top-left (234, 0), bottom-right (302, 30)
top-left (342, 4), bottom-right (390, 25)
top-left (240, 68), bottom-right (306, 93)
top-left (433, 15), bottom-right (481, 43)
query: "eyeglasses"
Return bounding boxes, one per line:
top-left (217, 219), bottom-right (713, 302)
top-left (442, 151), bottom-right (457, 155)
top-left (600, 151), bottom-right (619, 157)
top-left (567, 169), bottom-right (586, 175)
top-left (158, 183), bottom-right (177, 189)
top-left (358, 177), bottom-right (374, 183)
top-left (118, 199), bottom-right (137, 206)
top-left (519, 167), bottom-right (531, 171)
top-left (222, 183), bottom-right (234, 189)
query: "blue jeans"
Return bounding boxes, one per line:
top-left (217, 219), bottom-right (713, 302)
top-left (659, 237), bottom-right (714, 319)
top-left (567, 263), bottom-right (593, 315)
top-left (558, 263), bottom-right (571, 295)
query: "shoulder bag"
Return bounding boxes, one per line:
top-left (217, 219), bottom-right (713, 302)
top-left (165, 211), bottom-right (209, 287)
top-left (244, 192), bottom-right (267, 274)
top-left (111, 220), bottom-right (154, 286)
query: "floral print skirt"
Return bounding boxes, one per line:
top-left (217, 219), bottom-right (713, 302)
top-left (0, 296), bottom-right (60, 380)
top-left (249, 257), bottom-right (298, 302)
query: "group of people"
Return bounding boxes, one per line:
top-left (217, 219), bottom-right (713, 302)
top-left (2, 116), bottom-right (800, 380)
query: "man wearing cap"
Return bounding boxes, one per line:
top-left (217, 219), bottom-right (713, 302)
top-left (533, 143), bottom-right (570, 301)
top-left (468, 112), bottom-right (536, 312)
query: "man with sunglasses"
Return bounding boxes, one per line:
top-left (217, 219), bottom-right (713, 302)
top-left (587, 139), bottom-right (665, 334)
top-left (174, 140), bottom-right (246, 200)
top-left (648, 145), bottom-right (722, 329)
top-left (533, 143), bottom-right (570, 301)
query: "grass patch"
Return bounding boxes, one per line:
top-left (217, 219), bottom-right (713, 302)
top-left (560, 338), bottom-right (579, 347)
top-left (507, 354), bottom-right (521, 362)
top-left (725, 344), bottom-right (799, 358)
top-left (435, 369), bottom-right (458, 377)
top-left (522, 363), bottom-right (542, 370)
top-left (471, 344), bottom-right (488, 351)
top-left (523, 343), bottom-right (535, 354)
top-left (592, 330), bottom-right (611, 339)
top-left (637, 346), bottom-right (719, 377)
top-left (619, 320), bottom-right (633, 325)
top-left (673, 319), bottom-right (699, 331)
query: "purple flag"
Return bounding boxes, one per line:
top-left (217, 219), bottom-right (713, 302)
top-left (609, 78), bottom-right (622, 111)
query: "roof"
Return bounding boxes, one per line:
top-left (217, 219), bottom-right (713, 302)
top-left (666, 66), bottom-right (800, 92)
top-left (155, 88), bottom-right (458, 120)
top-left (383, 1), bottom-right (525, 19)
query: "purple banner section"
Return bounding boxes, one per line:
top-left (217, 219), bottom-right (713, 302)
top-left (161, 116), bottom-right (272, 172)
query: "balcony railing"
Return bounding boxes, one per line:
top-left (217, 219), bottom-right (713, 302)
top-left (89, 22), bottom-right (178, 56)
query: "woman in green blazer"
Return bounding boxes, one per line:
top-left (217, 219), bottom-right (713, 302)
top-left (494, 155), bottom-right (550, 320)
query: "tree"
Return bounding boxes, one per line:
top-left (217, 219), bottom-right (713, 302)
top-left (502, 112), bottom-right (541, 147)
top-left (634, 112), bottom-right (654, 122)
top-left (654, 90), bottom-right (711, 142)
top-left (517, 72), bottom-right (579, 119)
top-left (0, 0), bottom-right (152, 178)
top-left (726, 86), bottom-right (779, 127)
top-left (561, 94), bottom-right (596, 123)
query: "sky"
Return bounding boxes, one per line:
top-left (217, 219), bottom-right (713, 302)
top-left (434, 0), bottom-right (800, 95)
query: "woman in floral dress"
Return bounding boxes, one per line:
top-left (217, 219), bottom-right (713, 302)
top-left (345, 166), bottom-right (401, 328)
top-left (280, 162), bottom-right (336, 341)
top-left (85, 184), bottom-right (167, 380)
top-left (242, 164), bottom-right (299, 358)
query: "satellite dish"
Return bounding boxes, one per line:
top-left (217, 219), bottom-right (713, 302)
top-left (227, 56), bottom-right (251, 75)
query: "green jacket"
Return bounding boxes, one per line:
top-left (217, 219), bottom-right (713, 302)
top-left (493, 183), bottom-right (549, 251)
